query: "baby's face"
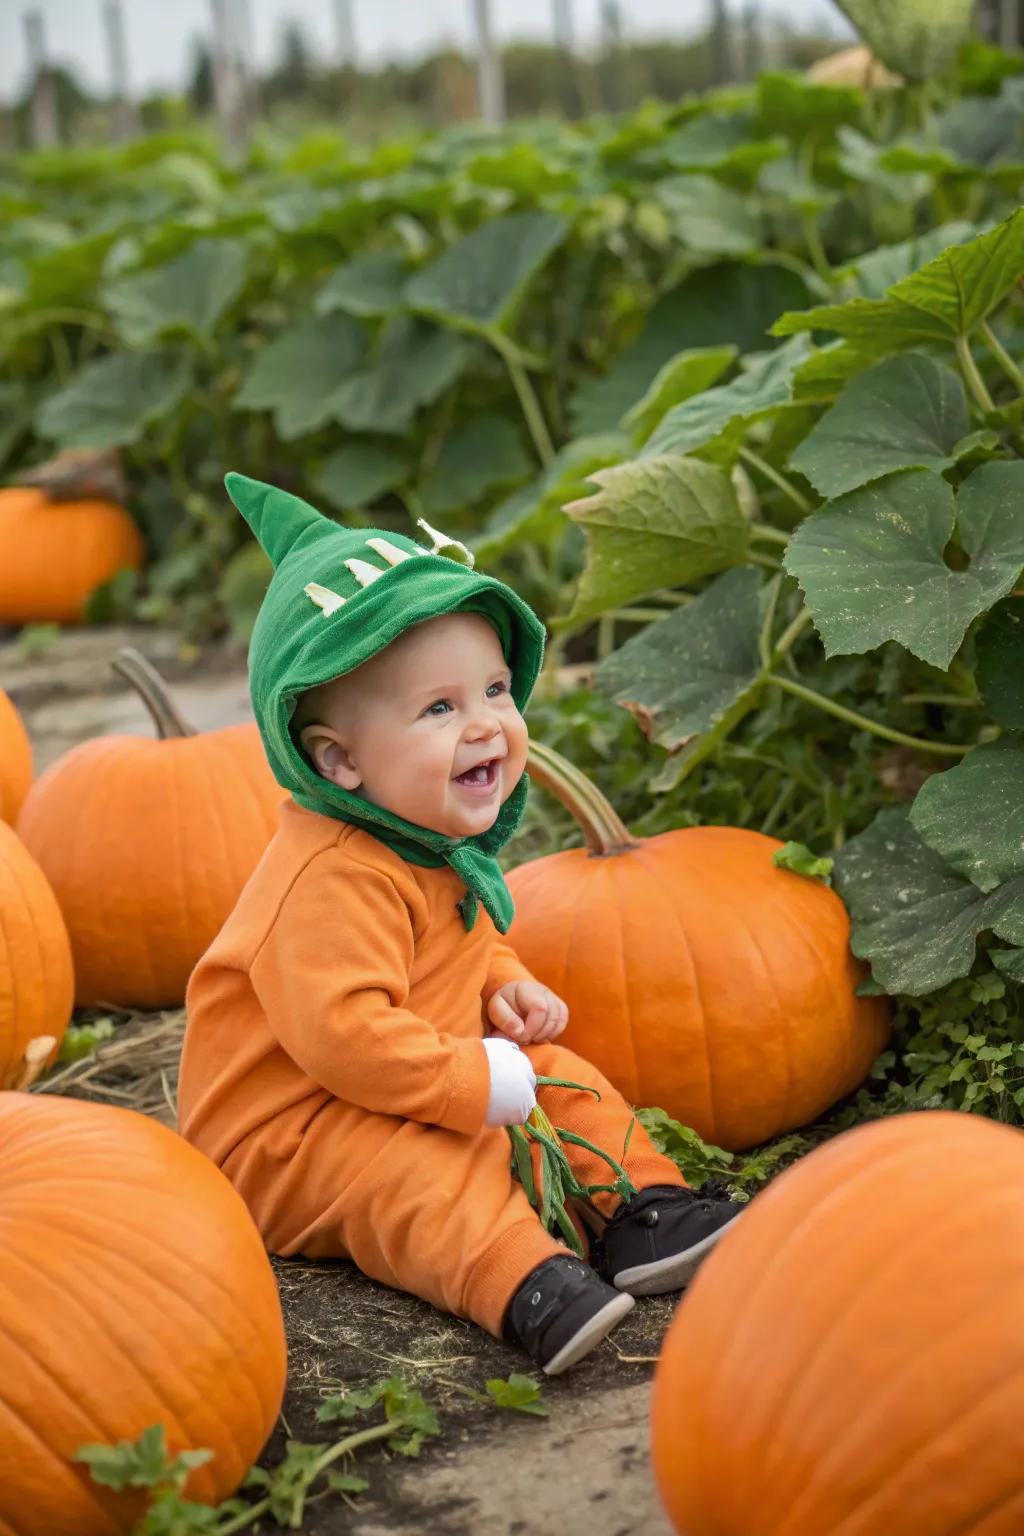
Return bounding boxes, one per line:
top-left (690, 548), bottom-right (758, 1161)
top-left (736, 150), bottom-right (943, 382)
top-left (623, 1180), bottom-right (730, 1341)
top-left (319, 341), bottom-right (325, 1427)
top-left (298, 612), bottom-right (529, 839)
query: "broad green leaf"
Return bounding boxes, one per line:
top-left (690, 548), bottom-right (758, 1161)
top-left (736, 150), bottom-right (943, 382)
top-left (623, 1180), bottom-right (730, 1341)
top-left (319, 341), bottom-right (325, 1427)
top-left (219, 543), bottom-right (272, 642)
top-left (0, 382), bottom-right (32, 468)
top-left (315, 251), bottom-right (410, 318)
top-left (485, 1373), bottom-right (549, 1416)
top-left (473, 434), bottom-right (627, 564)
top-left (833, 806), bottom-right (1024, 995)
top-left (757, 72), bottom-right (862, 136)
top-left (887, 207), bottom-right (1024, 338)
top-left (784, 463), bottom-right (1024, 669)
top-left (656, 113), bottom-right (784, 175)
top-left (571, 262), bottom-right (811, 435)
top-left (836, 126), bottom-right (931, 201)
top-left (104, 238), bottom-right (248, 345)
top-left (622, 344), bottom-right (737, 444)
top-left (758, 156), bottom-right (837, 214)
top-left (26, 230), bottom-right (119, 307)
top-left (790, 354), bottom-right (970, 497)
top-left (840, 222), bottom-right (978, 298)
top-left (406, 210), bottom-right (569, 335)
top-left (790, 342), bottom-right (878, 401)
top-left (772, 295), bottom-right (948, 351)
top-left (420, 415), bottom-right (531, 514)
top-left (565, 454), bottom-right (748, 624)
top-left (642, 335), bottom-right (811, 463)
top-left (934, 94), bottom-right (1024, 166)
top-left (910, 739), bottom-right (1024, 893)
top-left (656, 175), bottom-right (760, 256)
top-left (233, 314), bottom-right (365, 440)
top-left (329, 317), bottom-right (471, 436)
top-left (772, 842), bottom-right (834, 884)
top-left (36, 350), bottom-right (190, 449)
top-left (594, 566), bottom-right (763, 752)
top-left (312, 443), bottom-right (407, 510)
top-left (465, 143), bottom-right (576, 196)
top-left (992, 948), bottom-right (1024, 983)
top-left (832, 0), bottom-right (975, 82)
top-left (975, 596), bottom-right (1024, 729)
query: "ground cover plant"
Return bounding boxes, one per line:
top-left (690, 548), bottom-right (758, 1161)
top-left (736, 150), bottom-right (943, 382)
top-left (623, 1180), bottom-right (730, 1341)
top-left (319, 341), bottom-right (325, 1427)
top-left (8, 10), bottom-right (1024, 1526)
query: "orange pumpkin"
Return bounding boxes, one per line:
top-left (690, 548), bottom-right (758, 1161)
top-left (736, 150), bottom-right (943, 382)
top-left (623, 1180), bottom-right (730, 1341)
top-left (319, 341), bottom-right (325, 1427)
top-left (17, 648), bottom-right (284, 1009)
top-left (0, 486), bottom-right (144, 625)
top-left (651, 1111), bottom-right (1024, 1536)
top-left (0, 687), bottom-right (33, 823)
top-left (0, 1091), bottom-right (287, 1535)
top-left (0, 819), bottom-right (72, 1089)
top-left (508, 744), bottom-right (889, 1150)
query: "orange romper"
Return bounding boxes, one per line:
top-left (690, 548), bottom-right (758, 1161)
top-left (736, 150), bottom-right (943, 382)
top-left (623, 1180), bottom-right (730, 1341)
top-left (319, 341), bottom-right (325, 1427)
top-left (177, 800), bottom-right (684, 1335)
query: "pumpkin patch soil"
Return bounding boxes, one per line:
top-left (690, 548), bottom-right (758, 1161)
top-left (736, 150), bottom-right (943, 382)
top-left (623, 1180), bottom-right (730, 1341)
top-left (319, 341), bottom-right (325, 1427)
top-left (4, 625), bottom-right (674, 1536)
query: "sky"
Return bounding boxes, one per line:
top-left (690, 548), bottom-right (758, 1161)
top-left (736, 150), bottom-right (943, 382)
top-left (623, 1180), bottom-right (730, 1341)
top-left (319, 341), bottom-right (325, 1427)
top-left (1, 0), bottom-right (852, 99)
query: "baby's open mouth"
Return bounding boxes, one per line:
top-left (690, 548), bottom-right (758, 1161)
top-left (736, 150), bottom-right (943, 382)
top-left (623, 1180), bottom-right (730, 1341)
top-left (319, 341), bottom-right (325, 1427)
top-left (453, 758), bottom-right (500, 789)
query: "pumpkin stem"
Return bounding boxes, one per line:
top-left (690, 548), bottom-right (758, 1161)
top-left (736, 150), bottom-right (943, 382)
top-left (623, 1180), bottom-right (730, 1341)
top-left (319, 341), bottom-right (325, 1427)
top-left (525, 741), bottom-right (641, 856)
top-left (111, 648), bottom-right (196, 740)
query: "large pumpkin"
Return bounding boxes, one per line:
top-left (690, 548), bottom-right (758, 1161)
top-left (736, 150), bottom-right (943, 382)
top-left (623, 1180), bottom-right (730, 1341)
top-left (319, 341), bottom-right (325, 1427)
top-left (0, 486), bottom-right (145, 625)
top-left (0, 688), bottom-right (33, 823)
top-left (0, 1091), bottom-right (287, 1535)
top-left (507, 744), bottom-right (889, 1149)
top-left (17, 648), bottom-right (284, 1008)
top-left (651, 1111), bottom-right (1024, 1536)
top-left (0, 819), bottom-right (72, 1089)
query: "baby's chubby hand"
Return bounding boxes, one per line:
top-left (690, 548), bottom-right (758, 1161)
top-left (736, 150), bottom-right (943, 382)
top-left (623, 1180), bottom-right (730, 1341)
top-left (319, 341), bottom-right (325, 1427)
top-left (486, 980), bottom-right (568, 1046)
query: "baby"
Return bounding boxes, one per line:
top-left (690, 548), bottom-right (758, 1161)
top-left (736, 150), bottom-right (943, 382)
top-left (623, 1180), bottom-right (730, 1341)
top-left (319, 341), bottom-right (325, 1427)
top-left (178, 473), bottom-right (738, 1376)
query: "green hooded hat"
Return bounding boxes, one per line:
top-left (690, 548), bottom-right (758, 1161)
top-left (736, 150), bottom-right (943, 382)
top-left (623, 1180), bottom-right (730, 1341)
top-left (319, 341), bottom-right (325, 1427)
top-left (227, 472), bottom-right (546, 934)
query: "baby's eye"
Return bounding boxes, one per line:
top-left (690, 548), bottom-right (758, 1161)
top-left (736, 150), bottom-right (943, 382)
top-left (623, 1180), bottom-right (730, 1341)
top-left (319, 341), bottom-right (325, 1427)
top-left (486, 680), bottom-right (509, 698)
top-left (424, 699), bottom-right (452, 717)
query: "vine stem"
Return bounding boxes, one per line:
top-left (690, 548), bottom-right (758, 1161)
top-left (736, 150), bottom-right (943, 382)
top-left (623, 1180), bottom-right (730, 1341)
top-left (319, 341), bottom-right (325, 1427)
top-left (739, 447), bottom-right (813, 515)
top-left (212, 1422), bottom-right (396, 1536)
top-left (980, 320), bottom-right (1024, 393)
top-left (490, 332), bottom-right (555, 465)
top-left (768, 674), bottom-right (973, 756)
top-left (955, 333), bottom-right (996, 413)
top-left (748, 521), bottom-right (791, 547)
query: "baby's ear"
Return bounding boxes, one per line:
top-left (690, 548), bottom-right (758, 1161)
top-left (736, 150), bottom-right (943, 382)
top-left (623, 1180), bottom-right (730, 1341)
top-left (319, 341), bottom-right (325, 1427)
top-left (298, 724), bottom-right (361, 790)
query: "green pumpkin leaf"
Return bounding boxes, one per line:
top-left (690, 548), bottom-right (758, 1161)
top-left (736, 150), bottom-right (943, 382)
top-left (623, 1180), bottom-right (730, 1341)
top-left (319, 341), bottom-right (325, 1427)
top-left (420, 415), bottom-right (531, 514)
top-left (594, 566), bottom-right (763, 753)
top-left (757, 71), bottom-right (862, 136)
top-left (565, 454), bottom-right (749, 624)
top-left (910, 739), bottom-right (1024, 894)
top-left (833, 806), bottom-right (1024, 995)
top-left (758, 156), bottom-right (838, 214)
top-left (992, 947), bottom-right (1024, 983)
top-left (783, 463), bottom-right (1024, 669)
top-left (104, 238), bottom-right (248, 345)
top-left (772, 842), bottom-right (834, 884)
top-left (975, 596), bottom-right (1024, 728)
top-left (485, 1374), bottom-right (549, 1417)
top-left (35, 350), bottom-right (190, 449)
top-left (656, 175), bottom-right (761, 256)
top-left (233, 314), bottom-right (365, 440)
top-left (315, 250), bottom-right (410, 318)
top-left (473, 434), bottom-right (627, 563)
top-left (219, 542), bottom-right (273, 642)
top-left (838, 222), bottom-right (978, 299)
top-left (642, 335), bottom-right (811, 463)
top-left (329, 317), bottom-right (471, 435)
top-left (790, 354), bottom-right (970, 498)
top-left (622, 344), bottom-right (737, 443)
top-left (312, 443), bottom-right (407, 511)
top-left (327, 1472), bottom-right (370, 1495)
top-left (406, 210), bottom-right (569, 335)
top-left (832, 0), bottom-right (975, 82)
top-left (656, 113), bottom-right (784, 175)
top-left (772, 295), bottom-right (948, 351)
top-left (571, 262), bottom-right (811, 436)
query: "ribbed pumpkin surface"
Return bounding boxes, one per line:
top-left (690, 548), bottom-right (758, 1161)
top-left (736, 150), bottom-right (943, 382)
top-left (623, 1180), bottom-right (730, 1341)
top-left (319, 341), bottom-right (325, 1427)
top-left (652, 1111), bottom-right (1024, 1536)
top-left (506, 823), bottom-right (889, 1150)
top-left (0, 1092), bottom-right (287, 1535)
top-left (0, 488), bottom-right (145, 625)
top-left (0, 821), bottom-right (72, 1088)
top-left (17, 725), bottom-right (283, 1008)
top-left (0, 689), bottom-right (33, 824)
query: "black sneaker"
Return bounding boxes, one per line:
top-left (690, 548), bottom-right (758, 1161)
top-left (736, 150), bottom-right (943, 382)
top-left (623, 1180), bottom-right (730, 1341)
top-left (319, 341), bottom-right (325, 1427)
top-left (599, 1185), bottom-right (743, 1297)
top-left (503, 1255), bottom-right (635, 1376)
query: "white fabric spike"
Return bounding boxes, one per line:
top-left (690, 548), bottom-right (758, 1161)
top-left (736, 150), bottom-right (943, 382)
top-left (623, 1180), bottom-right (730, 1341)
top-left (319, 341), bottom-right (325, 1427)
top-left (304, 581), bottom-right (346, 616)
top-left (416, 517), bottom-right (476, 569)
top-left (344, 557), bottom-right (386, 588)
top-left (366, 537), bottom-right (415, 566)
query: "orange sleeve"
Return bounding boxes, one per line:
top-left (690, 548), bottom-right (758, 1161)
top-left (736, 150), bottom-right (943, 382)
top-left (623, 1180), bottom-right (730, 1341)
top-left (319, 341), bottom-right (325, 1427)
top-left (250, 855), bottom-right (490, 1134)
top-left (481, 937), bottom-right (536, 1005)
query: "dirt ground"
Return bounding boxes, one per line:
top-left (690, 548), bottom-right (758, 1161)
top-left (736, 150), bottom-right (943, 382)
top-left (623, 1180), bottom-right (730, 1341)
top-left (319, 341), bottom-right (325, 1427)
top-left (2, 624), bottom-right (676, 1536)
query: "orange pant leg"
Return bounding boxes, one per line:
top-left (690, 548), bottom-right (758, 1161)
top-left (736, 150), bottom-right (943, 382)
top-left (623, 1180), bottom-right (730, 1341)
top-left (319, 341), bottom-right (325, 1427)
top-left (222, 1101), bottom-right (565, 1338)
top-left (527, 1040), bottom-right (686, 1218)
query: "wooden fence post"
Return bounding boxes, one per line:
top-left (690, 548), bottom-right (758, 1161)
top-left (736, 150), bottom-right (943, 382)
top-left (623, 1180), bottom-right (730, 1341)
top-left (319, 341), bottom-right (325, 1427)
top-left (471, 0), bottom-right (505, 125)
top-left (210, 0), bottom-right (250, 160)
top-left (101, 0), bottom-right (139, 142)
top-left (23, 8), bottom-right (59, 149)
top-left (333, 0), bottom-right (357, 68)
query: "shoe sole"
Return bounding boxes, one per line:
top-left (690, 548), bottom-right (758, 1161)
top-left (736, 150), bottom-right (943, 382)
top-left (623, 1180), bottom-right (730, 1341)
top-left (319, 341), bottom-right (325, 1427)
top-left (542, 1292), bottom-right (636, 1377)
top-left (611, 1214), bottom-right (741, 1297)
